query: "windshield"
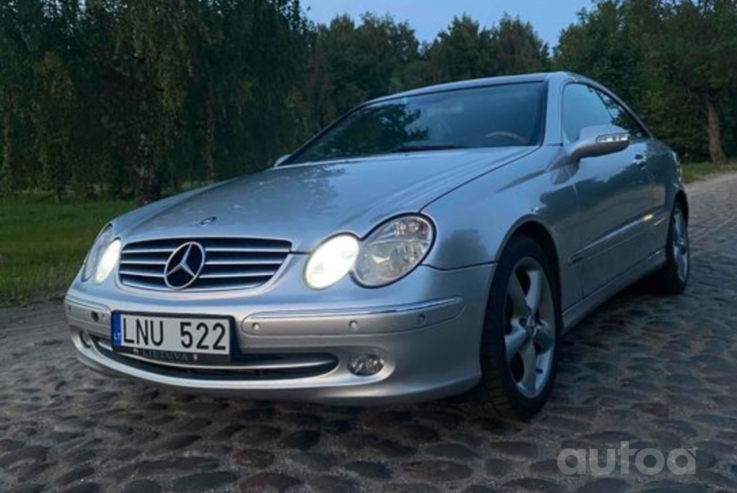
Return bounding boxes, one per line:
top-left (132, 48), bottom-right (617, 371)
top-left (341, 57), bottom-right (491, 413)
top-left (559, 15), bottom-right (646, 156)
top-left (289, 82), bottom-right (546, 165)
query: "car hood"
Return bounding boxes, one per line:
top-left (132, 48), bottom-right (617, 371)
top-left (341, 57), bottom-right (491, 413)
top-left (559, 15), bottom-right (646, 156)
top-left (117, 148), bottom-right (534, 251)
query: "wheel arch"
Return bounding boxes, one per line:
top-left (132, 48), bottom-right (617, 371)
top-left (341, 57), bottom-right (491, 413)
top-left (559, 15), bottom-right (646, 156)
top-left (675, 190), bottom-right (689, 222)
top-left (474, 217), bottom-right (564, 419)
top-left (500, 219), bottom-right (562, 297)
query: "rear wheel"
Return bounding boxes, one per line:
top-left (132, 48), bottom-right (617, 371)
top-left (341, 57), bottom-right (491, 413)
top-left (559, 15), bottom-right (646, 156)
top-left (473, 236), bottom-right (561, 420)
top-left (649, 201), bottom-right (689, 294)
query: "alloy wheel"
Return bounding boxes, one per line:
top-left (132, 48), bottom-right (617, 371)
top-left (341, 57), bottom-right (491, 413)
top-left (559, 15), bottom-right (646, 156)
top-left (672, 208), bottom-right (689, 283)
top-left (504, 257), bottom-right (556, 399)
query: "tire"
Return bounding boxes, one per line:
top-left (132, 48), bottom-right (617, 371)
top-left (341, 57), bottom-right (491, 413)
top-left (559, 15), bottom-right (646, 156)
top-left (649, 201), bottom-right (689, 295)
top-left (472, 235), bottom-right (562, 420)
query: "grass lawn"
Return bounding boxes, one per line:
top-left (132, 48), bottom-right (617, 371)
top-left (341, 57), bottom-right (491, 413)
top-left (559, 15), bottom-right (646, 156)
top-left (682, 161), bottom-right (737, 183)
top-left (0, 195), bottom-right (135, 305)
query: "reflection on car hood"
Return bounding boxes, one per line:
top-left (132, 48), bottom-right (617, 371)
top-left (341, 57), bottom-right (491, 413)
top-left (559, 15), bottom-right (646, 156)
top-left (117, 148), bottom-right (535, 251)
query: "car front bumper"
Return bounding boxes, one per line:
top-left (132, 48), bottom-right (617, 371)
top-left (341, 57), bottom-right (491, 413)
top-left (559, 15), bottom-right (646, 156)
top-left (65, 263), bottom-right (494, 405)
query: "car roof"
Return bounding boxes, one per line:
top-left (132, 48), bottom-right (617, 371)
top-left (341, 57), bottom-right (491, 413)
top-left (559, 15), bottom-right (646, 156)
top-left (369, 71), bottom-right (580, 104)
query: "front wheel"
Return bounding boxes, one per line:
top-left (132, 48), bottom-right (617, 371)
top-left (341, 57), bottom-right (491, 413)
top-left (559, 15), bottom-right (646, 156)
top-left (649, 201), bottom-right (689, 294)
top-left (473, 236), bottom-right (561, 420)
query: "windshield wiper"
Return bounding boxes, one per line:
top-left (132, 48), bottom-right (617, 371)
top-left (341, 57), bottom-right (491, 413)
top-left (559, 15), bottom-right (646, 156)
top-left (390, 144), bottom-right (467, 154)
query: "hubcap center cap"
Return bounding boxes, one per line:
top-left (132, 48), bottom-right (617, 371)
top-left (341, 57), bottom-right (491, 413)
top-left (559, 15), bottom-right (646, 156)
top-left (523, 315), bottom-right (539, 339)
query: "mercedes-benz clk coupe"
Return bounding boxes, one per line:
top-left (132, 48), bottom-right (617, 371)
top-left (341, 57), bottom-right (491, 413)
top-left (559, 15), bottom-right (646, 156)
top-left (65, 72), bottom-right (689, 419)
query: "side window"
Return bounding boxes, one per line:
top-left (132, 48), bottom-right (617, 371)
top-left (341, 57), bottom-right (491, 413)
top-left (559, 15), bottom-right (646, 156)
top-left (595, 90), bottom-right (648, 140)
top-left (562, 84), bottom-right (613, 141)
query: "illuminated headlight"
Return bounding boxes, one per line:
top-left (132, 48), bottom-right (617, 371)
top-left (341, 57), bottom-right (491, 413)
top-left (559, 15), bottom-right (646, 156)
top-left (354, 215), bottom-right (434, 287)
top-left (304, 235), bottom-right (360, 290)
top-left (94, 239), bottom-right (122, 284)
top-left (82, 225), bottom-right (121, 284)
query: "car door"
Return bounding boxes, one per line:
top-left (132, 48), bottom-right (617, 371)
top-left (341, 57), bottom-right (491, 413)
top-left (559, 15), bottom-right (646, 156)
top-left (594, 89), bottom-right (666, 256)
top-left (562, 83), bottom-right (654, 297)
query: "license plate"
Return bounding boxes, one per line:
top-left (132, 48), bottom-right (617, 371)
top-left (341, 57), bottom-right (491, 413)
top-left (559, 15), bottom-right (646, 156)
top-left (111, 313), bottom-right (232, 365)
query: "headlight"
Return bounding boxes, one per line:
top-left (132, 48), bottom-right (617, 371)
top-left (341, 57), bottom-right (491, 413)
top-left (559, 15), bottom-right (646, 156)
top-left (82, 225), bottom-right (121, 284)
top-left (94, 239), bottom-right (122, 284)
top-left (304, 234), bottom-right (360, 290)
top-left (83, 225), bottom-right (114, 281)
top-left (354, 215), bottom-right (434, 287)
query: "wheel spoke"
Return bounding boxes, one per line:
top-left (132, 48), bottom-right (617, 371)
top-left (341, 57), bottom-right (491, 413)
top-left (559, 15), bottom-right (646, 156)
top-left (673, 213), bottom-right (689, 281)
top-left (505, 324), bottom-right (528, 362)
top-left (519, 342), bottom-right (538, 395)
top-left (534, 321), bottom-right (555, 353)
top-left (507, 272), bottom-right (528, 316)
top-left (673, 214), bottom-right (682, 239)
top-left (525, 269), bottom-right (544, 313)
top-left (504, 255), bottom-right (557, 400)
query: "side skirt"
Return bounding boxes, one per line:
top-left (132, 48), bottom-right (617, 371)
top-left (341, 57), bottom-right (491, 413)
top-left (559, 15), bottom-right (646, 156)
top-left (562, 249), bottom-right (666, 333)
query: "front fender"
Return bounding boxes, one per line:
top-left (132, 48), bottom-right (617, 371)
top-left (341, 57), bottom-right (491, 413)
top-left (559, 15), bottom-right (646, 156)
top-left (421, 147), bottom-right (582, 310)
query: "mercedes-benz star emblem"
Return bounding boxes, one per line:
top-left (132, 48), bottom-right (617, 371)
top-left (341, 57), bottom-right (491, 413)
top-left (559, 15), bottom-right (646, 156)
top-left (164, 242), bottom-right (206, 290)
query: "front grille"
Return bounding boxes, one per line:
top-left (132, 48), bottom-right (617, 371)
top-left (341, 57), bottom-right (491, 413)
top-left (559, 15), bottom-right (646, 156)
top-left (119, 237), bottom-right (291, 291)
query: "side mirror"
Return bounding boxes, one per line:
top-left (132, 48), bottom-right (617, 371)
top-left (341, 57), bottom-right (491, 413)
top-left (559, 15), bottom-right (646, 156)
top-left (274, 154), bottom-right (291, 167)
top-left (568, 125), bottom-right (630, 162)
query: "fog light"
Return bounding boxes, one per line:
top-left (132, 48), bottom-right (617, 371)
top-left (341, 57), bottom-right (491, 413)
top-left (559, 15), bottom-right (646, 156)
top-left (79, 331), bottom-right (92, 348)
top-left (348, 354), bottom-right (384, 376)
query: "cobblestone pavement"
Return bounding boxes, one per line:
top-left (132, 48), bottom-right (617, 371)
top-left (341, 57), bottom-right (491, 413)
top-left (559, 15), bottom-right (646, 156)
top-left (2, 174), bottom-right (737, 493)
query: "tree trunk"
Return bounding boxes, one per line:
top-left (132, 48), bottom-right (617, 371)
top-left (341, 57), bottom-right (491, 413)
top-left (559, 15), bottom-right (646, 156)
top-left (706, 98), bottom-right (727, 164)
top-left (136, 131), bottom-right (160, 205)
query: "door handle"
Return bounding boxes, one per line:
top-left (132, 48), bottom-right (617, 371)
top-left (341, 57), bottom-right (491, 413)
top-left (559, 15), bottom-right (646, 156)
top-left (633, 154), bottom-right (647, 169)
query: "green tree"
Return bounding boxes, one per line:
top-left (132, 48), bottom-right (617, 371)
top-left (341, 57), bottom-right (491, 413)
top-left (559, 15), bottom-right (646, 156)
top-left (490, 15), bottom-right (550, 75)
top-left (0, 0), bottom-right (45, 192)
top-left (108, 0), bottom-right (204, 203)
top-left (32, 52), bottom-right (76, 201)
top-left (554, 1), bottom-right (644, 103)
top-left (427, 14), bottom-right (549, 83)
top-left (303, 13), bottom-right (422, 129)
top-left (555, 0), bottom-right (737, 163)
top-left (427, 16), bottom-right (495, 83)
top-left (657, 0), bottom-right (737, 163)
top-left (2, 0), bottom-right (735, 200)
top-left (194, 0), bottom-right (311, 176)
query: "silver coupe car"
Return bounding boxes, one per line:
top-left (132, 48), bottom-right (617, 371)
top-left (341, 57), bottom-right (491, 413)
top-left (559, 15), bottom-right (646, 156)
top-left (65, 72), bottom-right (689, 419)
